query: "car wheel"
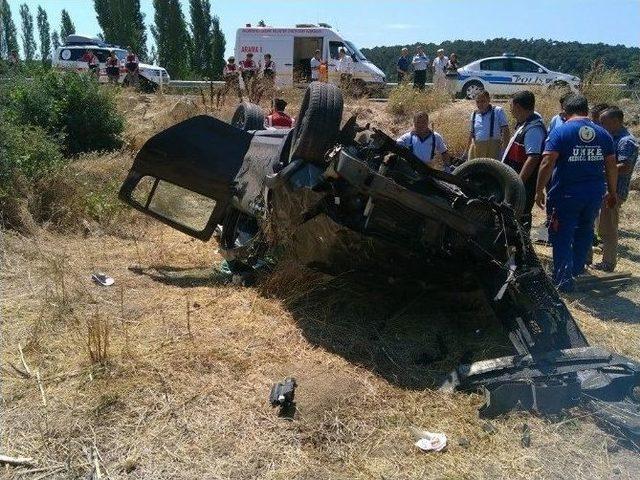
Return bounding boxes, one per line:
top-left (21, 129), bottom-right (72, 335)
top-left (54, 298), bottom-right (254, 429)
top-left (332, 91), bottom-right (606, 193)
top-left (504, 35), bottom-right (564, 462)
top-left (454, 158), bottom-right (526, 216)
top-left (231, 102), bottom-right (265, 131)
top-left (290, 81), bottom-right (344, 163)
top-left (462, 80), bottom-right (484, 99)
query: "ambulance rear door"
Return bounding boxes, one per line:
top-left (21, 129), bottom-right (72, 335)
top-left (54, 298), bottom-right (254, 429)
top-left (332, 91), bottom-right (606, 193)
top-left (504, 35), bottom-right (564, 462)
top-left (293, 36), bottom-right (323, 82)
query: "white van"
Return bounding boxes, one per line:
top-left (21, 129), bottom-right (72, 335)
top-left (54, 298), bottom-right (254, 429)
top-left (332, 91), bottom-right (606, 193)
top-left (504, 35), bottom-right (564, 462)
top-left (234, 24), bottom-right (386, 91)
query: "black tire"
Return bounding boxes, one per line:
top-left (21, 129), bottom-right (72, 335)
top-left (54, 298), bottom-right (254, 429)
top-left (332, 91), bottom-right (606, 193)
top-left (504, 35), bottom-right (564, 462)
top-left (231, 102), bottom-right (265, 131)
top-left (462, 80), bottom-right (484, 99)
top-left (290, 81), bottom-right (344, 163)
top-left (454, 158), bottom-right (526, 216)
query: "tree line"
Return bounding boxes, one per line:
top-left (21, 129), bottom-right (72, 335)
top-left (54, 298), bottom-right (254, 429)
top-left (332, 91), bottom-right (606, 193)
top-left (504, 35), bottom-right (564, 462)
top-left (0, 0), bottom-right (226, 80)
top-left (361, 38), bottom-right (640, 81)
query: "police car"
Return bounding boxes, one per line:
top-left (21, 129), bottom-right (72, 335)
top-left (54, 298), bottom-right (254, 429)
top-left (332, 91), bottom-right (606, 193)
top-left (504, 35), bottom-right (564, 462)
top-left (53, 35), bottom-right (170, 91)
top-left (456, 54), bottom-right (581, 99)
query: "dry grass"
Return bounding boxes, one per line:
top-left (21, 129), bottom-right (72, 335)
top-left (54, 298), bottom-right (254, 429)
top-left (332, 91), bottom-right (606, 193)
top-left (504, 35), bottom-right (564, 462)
top-left (1, 88), bottom-right (639, 479)
top-left (387, 84), bottom-right (452, 117)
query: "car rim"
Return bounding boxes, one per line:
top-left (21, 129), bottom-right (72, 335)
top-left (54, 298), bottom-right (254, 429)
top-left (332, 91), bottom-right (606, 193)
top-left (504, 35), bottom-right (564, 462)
top-left (466, 84), bottom-right (483, 99)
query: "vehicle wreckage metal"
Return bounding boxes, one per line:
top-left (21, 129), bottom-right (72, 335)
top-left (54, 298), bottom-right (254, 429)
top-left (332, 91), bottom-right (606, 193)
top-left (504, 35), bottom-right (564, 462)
top-left (119, 82), bottom-right (640, 442)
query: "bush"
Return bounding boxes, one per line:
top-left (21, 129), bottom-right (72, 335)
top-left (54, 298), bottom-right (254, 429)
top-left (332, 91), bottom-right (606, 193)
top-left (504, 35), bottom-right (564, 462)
top-left (582, 60), bottom-right (625, 106)
top-left (5, 71), bottom-right (124, 155)
top-left (387, 84), bottom-right (451, 116)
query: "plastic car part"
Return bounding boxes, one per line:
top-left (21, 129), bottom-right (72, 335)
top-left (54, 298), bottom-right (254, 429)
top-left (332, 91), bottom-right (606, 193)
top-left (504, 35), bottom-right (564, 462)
top-left (270, 377), bottom-right (297, 408)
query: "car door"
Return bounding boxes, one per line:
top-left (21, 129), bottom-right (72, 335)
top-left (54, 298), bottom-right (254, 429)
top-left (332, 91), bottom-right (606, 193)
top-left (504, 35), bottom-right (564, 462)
top-left (508, 58), bottom-right (548, 91)
top-left (478, 58), bottom-right (513, 95)
top-left (119, 115), bottom-right (253, 240)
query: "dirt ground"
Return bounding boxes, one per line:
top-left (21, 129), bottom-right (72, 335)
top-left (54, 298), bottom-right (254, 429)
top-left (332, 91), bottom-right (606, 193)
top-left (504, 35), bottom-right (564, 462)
top-left (1, 92), bottom-right (639, 479)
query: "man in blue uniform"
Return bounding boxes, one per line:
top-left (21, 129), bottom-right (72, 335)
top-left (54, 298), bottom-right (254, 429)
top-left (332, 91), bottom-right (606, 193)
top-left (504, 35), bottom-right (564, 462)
top-left (535, 94), bottom-right (618, 292)
top-left (594, 106), bottom-right (639, 271)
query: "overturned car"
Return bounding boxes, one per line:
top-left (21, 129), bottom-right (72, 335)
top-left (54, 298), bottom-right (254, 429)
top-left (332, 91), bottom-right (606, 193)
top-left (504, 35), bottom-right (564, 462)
top-left (119, 83), bottom-right (640, 441)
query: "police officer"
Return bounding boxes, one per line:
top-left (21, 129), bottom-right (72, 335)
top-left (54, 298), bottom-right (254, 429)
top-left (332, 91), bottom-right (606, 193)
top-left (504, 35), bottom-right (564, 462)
top-left (397, 111), bottom-right (451, 169)
top-left (535, 94), bottom-right (618, 292)
top-left (594, 106), bottom-right (639, 272)
top-left (466, 90), bottom-right (510, 160)
top-left (502, 90), bottom-right (547, 231)
top-left (412, 46), bottom-right (429, 90)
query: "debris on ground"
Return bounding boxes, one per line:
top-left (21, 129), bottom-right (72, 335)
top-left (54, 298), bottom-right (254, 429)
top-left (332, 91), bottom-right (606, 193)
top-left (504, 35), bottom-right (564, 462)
top-left (521, 423), bottom-right (531, 448)
top-left (269, 377), bottom-right (297, 411)
top-left (410, 427), bottom-right (448, 453)
top-left (91, 273), bottom-right (114, 287)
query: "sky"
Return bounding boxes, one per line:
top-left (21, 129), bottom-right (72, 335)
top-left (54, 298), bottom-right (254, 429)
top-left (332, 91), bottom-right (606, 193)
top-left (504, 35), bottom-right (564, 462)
top-left (7, 0), bottom-right (640, 58)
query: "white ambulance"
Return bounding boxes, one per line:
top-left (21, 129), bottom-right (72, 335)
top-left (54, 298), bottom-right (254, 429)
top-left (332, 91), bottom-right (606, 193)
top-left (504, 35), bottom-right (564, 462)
top-left (234, 24), bottom-right (386, 91)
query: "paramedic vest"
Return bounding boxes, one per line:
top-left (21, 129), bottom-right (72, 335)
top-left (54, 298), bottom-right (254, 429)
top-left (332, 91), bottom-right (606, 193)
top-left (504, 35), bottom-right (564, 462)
top-left (503, 114), bottom-right (546, 173)
top-left (267, 111), bottom-right (293, 128)
top-left (263, 60), bottom-right (275, 78)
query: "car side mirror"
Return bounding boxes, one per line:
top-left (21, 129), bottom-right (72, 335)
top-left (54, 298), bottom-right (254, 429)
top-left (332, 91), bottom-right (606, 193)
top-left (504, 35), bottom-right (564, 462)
top-left (351, 54), bottom-right (358, 63)
top-left (538, 67), bottom-right (544, 74)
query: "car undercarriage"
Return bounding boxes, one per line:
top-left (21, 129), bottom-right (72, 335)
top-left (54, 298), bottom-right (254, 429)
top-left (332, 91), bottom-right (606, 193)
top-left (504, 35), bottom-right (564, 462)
top-left (119, 82), bottom-right (640, 443)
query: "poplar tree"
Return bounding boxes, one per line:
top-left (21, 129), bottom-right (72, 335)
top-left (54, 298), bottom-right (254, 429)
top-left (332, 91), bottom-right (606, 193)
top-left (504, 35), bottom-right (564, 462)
top-left (36, 6), bottom-right (51, 63)
top-left (94, 0), bottom-right (147, 58)
top-left (51, 30), bottom-right (60, 50)
top-left (151, 0), bottom-right (191, 79)
top-left (1, 0), bottom-right (19, 58)
top-left (60, 9), bottom-right (75, 42)
top-left (19, 4), bottom-right (36, 61)
top-left (189, 0), bottom-right (213, 77)
top-left (211, 15), bottom-right (225, 80)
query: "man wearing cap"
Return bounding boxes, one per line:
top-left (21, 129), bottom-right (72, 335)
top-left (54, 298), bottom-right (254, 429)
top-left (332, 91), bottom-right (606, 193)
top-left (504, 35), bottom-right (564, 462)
top-left (397, 48), bottom-right (411, 83)
top-left (432, 49), bottom-right (448, 90)
top-left (412, 46), bottom-right (429, 90)
top-left (466, 90), bottom-right (510, 160)
top-left (265, 99), bottom-right (295, 129)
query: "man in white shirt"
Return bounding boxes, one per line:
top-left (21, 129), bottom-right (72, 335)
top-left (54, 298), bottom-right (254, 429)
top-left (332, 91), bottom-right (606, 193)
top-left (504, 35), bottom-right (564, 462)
top-left (310, 50), bottom-right (322, 81)
top-left (466, 90), bottom-right (510, 160)
top-left (337, 48), bottom-right (353, 89)
top-left (432, 49), bottom-right (448, 90)
top-left (396, 111), bottom-right (451, 168)
top-left (412, 45), bottom-right (429, 90)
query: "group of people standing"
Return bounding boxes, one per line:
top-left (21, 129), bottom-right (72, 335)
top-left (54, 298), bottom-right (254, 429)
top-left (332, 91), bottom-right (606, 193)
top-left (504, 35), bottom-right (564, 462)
top-left (81, 47), bottom-right (140, 87)
top-left (397, 89), bottom-right (638, 292)
top-left (397, 45), bottom-right (459, 91)
top-left (219, 52), bottom-right (277, 107)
